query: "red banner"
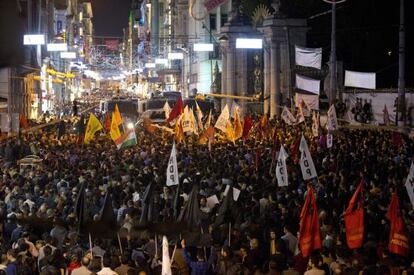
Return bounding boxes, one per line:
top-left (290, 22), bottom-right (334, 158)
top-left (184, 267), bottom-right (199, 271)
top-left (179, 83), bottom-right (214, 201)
top-left (387, 192), bottom-right (410, 257)
top-left (299, 187), bottom-right (321, 257)
top-left (344, 179), bottom-right (364, 249)
top-left (205, 0), bottom-right (227, 12)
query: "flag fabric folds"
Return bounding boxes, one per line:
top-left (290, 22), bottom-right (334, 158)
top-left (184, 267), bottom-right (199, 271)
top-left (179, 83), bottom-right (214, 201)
top-left (214, 184), bottom-right (234, 227)
top-left (114, 129), bottom-right (137, 149)
top-left (19, 113), bottom-right (29, 130)
top-left (299, 135), bottom-right (317, 180)
top-left (167, 97), bottom-right (184, 125)
top-left (312, 111), bottom-right (320, 137)
top-left (276, 145), bottom-right (289, 187)
top-left (166, 143), bottom-right (179, 186)
top-left (344, 178), bottom-right (364, 249)
top-left (195, 102), bottom-right (204, 131)
top-left (327, 105), bottom-right (338, 130)
top-left (299, 186), bottom-right (321, 257)
top-left (234, 108), bottom-right (243, 140)
top-left (405, 162), bottom-right (414, 210)
top-left (163, 101), bottom-right (171, 119)
top-left (103, 113), bottom-right (111, 132)
top-left (386, 192), bottom-right (409, 257)
top-left (74, 182), bottom-right (88, 232)
top-left (110, 113), bottom-right (122, 141)
top-left (140, 181), bottom-right (155, 224)
top-left (162, 236), bottom-right (172, 275)
top-left (84, 113), bottom-right (103, 144)
top-left (113, 104), bottom-right (123, 126)
top-left (281, 107), bottom-right (297, 125)
top-left (242, 115), bottom-right (253, 140)
top-left (215, 104), bottom-right (230, 133)
top-left (225, 120), bottom-right (235, 144)
top-left (178, 183), bottom-right (201, 229)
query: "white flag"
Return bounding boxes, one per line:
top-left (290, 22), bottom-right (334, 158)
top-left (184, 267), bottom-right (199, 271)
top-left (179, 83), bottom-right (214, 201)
top-left (195, 102), bottom-right (204, 131)
top-left (296, 74), bottom-right (320, 95)
top-left (214, 104), bottom-right (230, 132)
top-left (181, 106), bottom-right (192, 133)
top-left (405, 162), bottom-right (414, 210)
top-left (205, 109), bottom-right (212, 129)
top-left (295, 45), bottom-right (322, 69)
top-left (161, 236), bottom-right (172, 275)
top-left (189, 108), bottom-right (199, 135)
top-left (230, 102), bottom-right (241, 118)
top-left (299, 135), bottom-right (317, 180)
top-left (296, 104), bottom-right (305, 124)
top-left (166, 143), bottom-right (179, 186)
top-left (163, 101), bottom-right (171, 119)
top-left (281, 106), bottom-right (297, 125)
top-left (327, 134), bottom-right (333, 148)
top-left (312, 111), bottom-right (320, 137)
top-left (276, 145), bottom-right (289, 187)
top-left (345, 70), bottom-right (376, 90)
top-left (327, 105), bottom-right (338, 130)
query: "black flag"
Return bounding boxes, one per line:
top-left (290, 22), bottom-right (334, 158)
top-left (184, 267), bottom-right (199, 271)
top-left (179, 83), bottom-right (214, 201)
top-left (74, 182), bottom-right (88, 233)
top-left (139, 181), bottom-right (155, 224)
top-left (214, 185), bottom-right (234, 227)
top-left (178, 183), bottom-right (201, 230)
top-left (173, 183), bottom-right (182, 220)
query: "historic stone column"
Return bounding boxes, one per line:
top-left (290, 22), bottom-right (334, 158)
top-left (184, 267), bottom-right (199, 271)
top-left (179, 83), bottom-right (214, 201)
top-left (226, 44), bottom-right (235, 108)
top-left (263, 46), bottom-right (270, 115)
top-left (239, 49), bottom-right (248, 112)
top-left (220, 46), bottom-right (228, 109)
top-left (270, 41), bottom-right (281, 118)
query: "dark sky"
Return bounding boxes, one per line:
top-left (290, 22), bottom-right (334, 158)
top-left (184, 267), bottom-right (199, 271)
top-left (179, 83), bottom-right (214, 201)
top-left (90, 0), bottom-right (413, 87)
top-left (91, 0), bottom-right (132, 37)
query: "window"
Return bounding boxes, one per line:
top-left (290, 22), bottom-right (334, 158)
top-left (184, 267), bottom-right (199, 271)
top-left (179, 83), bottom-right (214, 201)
top-left (221, 13), bottom-right (228, 27)
top-left (209, 14), bottom-right (217, 31)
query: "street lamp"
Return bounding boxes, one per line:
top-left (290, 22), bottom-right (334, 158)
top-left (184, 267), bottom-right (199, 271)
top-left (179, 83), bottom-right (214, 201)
top-left (322, 0), bottom-right (346, 105)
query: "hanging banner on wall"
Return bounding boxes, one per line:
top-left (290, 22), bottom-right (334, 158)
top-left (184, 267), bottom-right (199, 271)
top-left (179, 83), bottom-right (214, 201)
top-left (296, 74), bottom-right (320, 95)
top-left (295, 45), bottom-right (322, 69)
top-left (345, 70), bottom-right (376, 90)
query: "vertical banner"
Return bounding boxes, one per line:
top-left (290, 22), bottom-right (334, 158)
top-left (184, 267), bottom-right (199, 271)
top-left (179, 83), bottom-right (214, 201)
top-left (327, 105), bottom-right (338, 130)
top-left (276, 145), bottom-right (289, 187)
top-left (327, 134), bottom-right (333, 148)
top-left (405, 162), bottom-right (414, 209)
top-left (299, 135), bottom-right (317, 180)
top-left (166, 143), bottom-right (179, 186)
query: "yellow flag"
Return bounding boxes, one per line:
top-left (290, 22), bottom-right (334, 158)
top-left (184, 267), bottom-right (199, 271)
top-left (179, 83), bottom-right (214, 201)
top-left (113, 104), bottom-right (123, 126)
top-left (110, 113), bottom-right (122, 141)
top-left (234, 108), bottom-right (243, 140)
top-left (225, 120), bottom-right (235, 145)
top-left (175, 114), bottom-right (185, 144)
top-left (205, 109), bottom-right (212, 129)
top-left (84, 113), bottom-right (103, 144)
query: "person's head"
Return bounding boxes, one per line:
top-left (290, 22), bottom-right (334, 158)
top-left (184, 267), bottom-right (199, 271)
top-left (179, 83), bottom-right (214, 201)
top-left (309, 252), bottom-right (322, 269)
top-left (120, 254), bottom-right (129, 265)
top-left (220, 246), bottom-right (232, 258)
top-left (43, 245), bottom-right (52, 257)
top-left (268, 259), bottom-right (278, 271)
top-left (6, 249), bottom-right (16, 262)
top-left (250, 238), bottom-right (259, 250)
top-left (196, 249), bottom-right (205, 261)
top-left (240, 246), bottom-right (248, 257)
top-left (102, 256), bottom-right (112, 268)
top-left (270, 230), bottom-right (276, 240)
top-left (81, 256), bottom-right (90, 267)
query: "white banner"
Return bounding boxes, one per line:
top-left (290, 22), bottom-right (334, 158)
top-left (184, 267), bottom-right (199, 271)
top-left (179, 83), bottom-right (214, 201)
top-left (345, 70), bottom-right (376, 90)
top-left (166, 143), bottom-right (179, 186)
top-left (230, 101), bottom-right (241, 118)
top-left (299, 135), bottom-right (317, 180)
top-left (295, 93), bottom-right (319, 110)
top-left (163, 101), bottom-right (171, 119)
top-left (296, 74), bottom-right (320, 95)
top-left (327, 134), bottom-right (333, 148)
top-left (162, 236), bottom-right (172, 275)
top-left (181, 106), bottom-right (193, 133)
top-left (405, 162), bottom-right (414, 210)
top-left (295, 45), bottom-right (322, 69)
top-left (214, 104), bottom-right (230, 132)
top-left (276, 145), bottom-right (289, 187)
top-left (281, 107), bottom-right (297, 125)
top-left (327, 105), bottom-right (338, 130)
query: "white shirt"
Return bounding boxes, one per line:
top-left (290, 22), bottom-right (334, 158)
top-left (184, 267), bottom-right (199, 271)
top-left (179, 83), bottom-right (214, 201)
top-left (97, 267), bottom-right (118, 275)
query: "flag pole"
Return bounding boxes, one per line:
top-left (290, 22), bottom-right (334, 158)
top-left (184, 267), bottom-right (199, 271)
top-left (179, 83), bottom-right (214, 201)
top-left (155, 234), bottom-right (158, 258)
top-left (89, 233), bottom-right (93, 258)
top-left (117, 233), bottom-right (123, 255)
top-left (228, 222), bottom-right (231, 246)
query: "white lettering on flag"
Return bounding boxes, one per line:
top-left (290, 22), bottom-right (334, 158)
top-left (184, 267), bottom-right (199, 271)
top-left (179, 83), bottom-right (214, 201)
top-left (405, 162), bottom-right (414, 210)
top-left (166, 143), bottom-right (179, 186)
top-left (299, 135), bottom-right (317, 180)
top-left (276, 145), bottom-right (289, 187)
top-left (281, 107), bottom-right (297, 125)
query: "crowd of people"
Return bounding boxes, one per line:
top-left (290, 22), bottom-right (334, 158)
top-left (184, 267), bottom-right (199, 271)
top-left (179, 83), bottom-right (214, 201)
top-left (0, 110), bottom-right (414, 275)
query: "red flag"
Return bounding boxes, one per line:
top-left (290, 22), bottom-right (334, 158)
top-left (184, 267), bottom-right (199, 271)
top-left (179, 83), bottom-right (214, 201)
top-left (103, 113), bottom-right (111, 132)
top-left (392, 132), bottom-right (404, 149)
top-left (143, 118), bottom-right (157, 134)
top-left (299, 186), bottom-right (321, 257)
top-left (242, 115), bottom-right (253, 140)
top-left (271, 128), bottom-right (280, 162)
top-left (344, 178), bottom-right (364, 249)
top-left (19, 113), bottom-right (29, 130)
top-left (166, 97), bottom-right (184, 124)
top-left (386, 192), bottom-right (409, 257)
top-left (290, 136), bottom-right (301, 164)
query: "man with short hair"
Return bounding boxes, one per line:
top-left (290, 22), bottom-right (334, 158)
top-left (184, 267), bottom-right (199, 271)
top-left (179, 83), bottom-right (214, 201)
top-left (97, 256), bottom-right (118, 275)
top-left (72, 257), bottom-right (93, 275)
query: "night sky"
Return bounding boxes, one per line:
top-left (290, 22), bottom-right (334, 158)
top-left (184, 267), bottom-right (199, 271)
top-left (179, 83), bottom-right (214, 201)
top-left (91, 0), bottom-right (132, 37)
top-left (91, 0), bottom-right (413, 88)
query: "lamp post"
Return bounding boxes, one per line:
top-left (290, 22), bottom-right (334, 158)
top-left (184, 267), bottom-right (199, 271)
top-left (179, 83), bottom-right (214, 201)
top-left (322, 0), bottom-right (346, 106)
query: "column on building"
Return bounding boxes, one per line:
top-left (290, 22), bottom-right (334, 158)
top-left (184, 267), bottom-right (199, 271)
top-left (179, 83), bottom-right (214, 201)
top-left (239, 48), bottom-right (248, 111)
top-left (220, 45), bottom-right (228, 109)
top-left (263, 45), bottom-right (270, 115)
top-left (270, 40), bottom-right (281, 118)
top-left (226, 43), bottom-right (235, 108)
